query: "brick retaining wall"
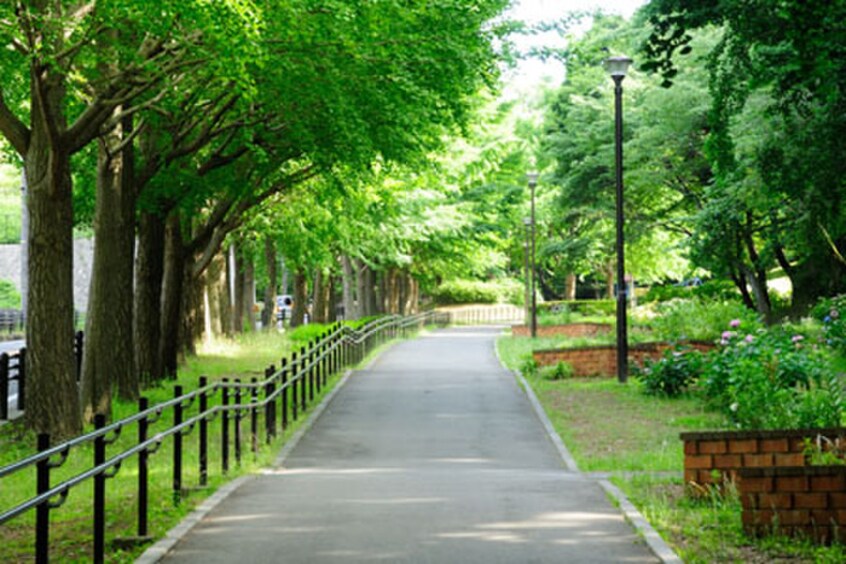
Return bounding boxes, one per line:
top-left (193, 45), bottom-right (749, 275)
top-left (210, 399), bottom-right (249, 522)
top-left (682, 428), bottom-right (846, 488)
top-left (740, 465), bottom-right (846, 543)
top-left (532, 341), bottom-right (713, 377)
top-left (511, 323), bottom-right (611, 338)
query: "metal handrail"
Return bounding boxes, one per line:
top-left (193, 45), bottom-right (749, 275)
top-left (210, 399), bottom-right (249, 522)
top-left (0, 312), bottom-right (437, 562)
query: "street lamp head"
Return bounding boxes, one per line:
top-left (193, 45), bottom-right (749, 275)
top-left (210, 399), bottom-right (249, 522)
top-left (603, 55), bottom-right (633, 80)
top-left (522, 216), bottom-right (532, 227)
top-left (526, 171), bottom-right (539, 188)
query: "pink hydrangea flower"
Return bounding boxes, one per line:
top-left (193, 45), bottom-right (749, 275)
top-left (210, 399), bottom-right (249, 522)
top-left (792, 335), bottom-right (804, 343)
top-left (729, 319), bottom-right (741, 328)
top-left (745, 335), bottom-right (754, 343)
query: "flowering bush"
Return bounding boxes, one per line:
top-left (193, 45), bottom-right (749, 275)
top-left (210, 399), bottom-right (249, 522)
top-left (636, 346), bottom-right (704, 397)
top-left (813, 295), bottom-right (846, 353)
top-left (700, 320), bottom-right (840, 429)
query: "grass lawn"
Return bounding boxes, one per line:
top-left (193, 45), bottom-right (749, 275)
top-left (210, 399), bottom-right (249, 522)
top-left (497, 331), bottom-right (846, 563)
top-left (0, 330), bottom-right (346, 563)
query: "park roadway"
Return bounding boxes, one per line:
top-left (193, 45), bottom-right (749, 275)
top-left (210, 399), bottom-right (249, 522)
top-left (159, 326), bottom-right (658, 563)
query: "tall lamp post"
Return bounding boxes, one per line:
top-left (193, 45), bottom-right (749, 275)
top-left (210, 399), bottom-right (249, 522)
top-left (526, 171), bottom-right (539, 338)
top-left (604, 55), bottom-right (632, 384)
top-left (522, 218), bottom-right (531, 326)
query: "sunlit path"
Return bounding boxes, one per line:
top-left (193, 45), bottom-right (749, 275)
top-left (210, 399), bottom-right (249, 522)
top-left (157, 327), bottom-right (658, 563)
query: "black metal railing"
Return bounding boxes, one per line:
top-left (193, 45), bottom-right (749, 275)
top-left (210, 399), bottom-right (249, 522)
top-left (0, 313), bottom-right (436, 563)
top-left (0, 331), bottom-right (83, 421)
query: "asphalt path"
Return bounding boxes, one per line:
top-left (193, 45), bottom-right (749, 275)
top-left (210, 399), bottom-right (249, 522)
top-left (158, 326), bottom-right (658, 563)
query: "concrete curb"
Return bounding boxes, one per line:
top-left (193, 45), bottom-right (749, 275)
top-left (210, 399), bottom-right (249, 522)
top-left (497, 337), bottom-right (682, 564)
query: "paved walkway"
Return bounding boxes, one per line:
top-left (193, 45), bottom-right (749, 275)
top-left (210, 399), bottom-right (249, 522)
top-left (157, 326), bottom-right (658, 563)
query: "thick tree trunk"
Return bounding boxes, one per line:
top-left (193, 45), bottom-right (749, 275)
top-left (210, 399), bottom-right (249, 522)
top-left (341, 255), bottom-right (356, 320)
top-left (291, 270), bottom-right (307, 327)
top-left (262, 238), bottom-right (277, 329)
top-left (363, 265), bottom-right (378, 316)
top-left (328, 275), bottom-right (338, 322)
top-left (81, 121), bottom-right (137, 420)
top-left (23, 134), bottom-right (82, 438)
top-left (565, 273), bottom-right (577, 300)
top-left (312, 268), bottom-right (326, 323)
top-left (204, 251), bottom-right (228, 339)
top-left (160, 213), bottom-right (184, 377)
top-left (740, 264), bottom-right (772, 321)
top-left (135, 211), bottom-right (166, 384)
top-left (180, 254), bottom-right (203, 356)
top-left (408, 277), bottom-right (419, 314)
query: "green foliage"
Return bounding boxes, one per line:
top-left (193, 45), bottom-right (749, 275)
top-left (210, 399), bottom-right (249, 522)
top-left (636, 347), bottom-right (704, 397)
top-left (700, 320), bottom-right (840, 429)
top-left (539, 361), bottom-right (574, 381)
top-left (519, 355), bottom-right (539, 378)
top-left (539, 299), bottom-right (615, 316)
top-left (431, 279), bottom-right (518, 305)
top-left (650, 299), bottom-right (760, 342)
top-left (643, 284), bottom-right (692, 303)
top-left (0, 279), bottom-right (20, 309)
top-left (813, 295), bottom-right (846, 354)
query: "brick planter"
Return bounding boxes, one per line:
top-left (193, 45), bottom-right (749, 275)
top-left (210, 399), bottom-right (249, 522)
top-left (511, 322), bottom-right (611, 338)
top-left (740, 465), bottom-right (846, 543)
top-left (533, 341), bottom-right (713, 377)
top-left (682, 428), bottom-right (846, 489)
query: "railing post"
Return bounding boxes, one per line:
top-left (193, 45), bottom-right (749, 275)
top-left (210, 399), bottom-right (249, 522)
top-left (35, 433), bottom-right (51, 564)
top-left (234, 379), bottom-right (242, 466)
top-left (299, 346), bottom-right (307, 412)
top-left (138, 397), bottom-right (150, 538)
top-left (322, 333), bottom-right (328, 387)
top-left (0, 352), bottom-right (8, 420)
top-left (93, 414), bottom-right (107, 564)
top-left (199, 377), bottom-right (208, 487)
top-left (281, 359), bottom-right (288, 431)
top-left (250, 377), bottom-right (258, 454)
top-left (265, 366), bottom-right (275, 442)
top-left (173, 385), bottom-right (183, 504)
top-left (307, 342), bottom-right (315, 402)
top-left (290, 352), bottom-right (298, 421)
top-left (17, 347), bottom-right (26, 410)
top-left (221, 379), bottom-right (229, 474)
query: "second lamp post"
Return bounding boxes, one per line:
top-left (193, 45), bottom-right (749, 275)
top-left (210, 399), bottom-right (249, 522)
top-left (604, 55), bottom-right (632, 384)
top-left (526, 171), bottom-right (538, 338)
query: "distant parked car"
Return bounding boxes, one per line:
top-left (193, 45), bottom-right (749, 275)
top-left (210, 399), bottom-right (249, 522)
top-left (276, 295), bottom-right (294, 321)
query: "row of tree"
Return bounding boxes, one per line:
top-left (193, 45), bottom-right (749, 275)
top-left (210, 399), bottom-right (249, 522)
top-left (0, 0), bottom-right (511, 438)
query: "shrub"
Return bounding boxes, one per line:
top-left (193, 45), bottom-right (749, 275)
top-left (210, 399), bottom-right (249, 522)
top-left (813, 294), bottom-right (846, 354)
top-left (431, 279), bottom-right (520, 305)
top-left (519, 355), bottom-right (538, 378)
top-left (699, 320), bottom-right (837, 429)
top-left (539, 361), bottom-right (574, 381)
top-left (643, 284), bottom-right (691, 303)
top-left (0, 279), bottom-right (20, 309)
top-left (651, 299), bottom-right (760, 342)
top-left (636, 346), bottom-right (704, 397)
top-left (692, 279), bottom-right (739, 302)
top-left (539, 299), bottom-right (615, 317)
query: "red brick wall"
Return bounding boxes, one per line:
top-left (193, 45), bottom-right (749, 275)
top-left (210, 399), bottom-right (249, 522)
top-left (682, 429), bottom-right (846, 488)
top-left (740, 466), bottom-right (846, 543)
top-left (532, 341), bottom-right (713, 377)
top-left (511, 323), bottom-right (611, 338)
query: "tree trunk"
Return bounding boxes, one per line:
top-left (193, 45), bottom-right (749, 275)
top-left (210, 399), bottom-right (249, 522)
top-left (408, 277), bottom-right (419, 314)
top-left (262, 238), bottom-right (277, 329)
top-left (218, 248), bottom-right (233, 337)
top-left (291, 270), bottom-right (307, 327)
top-left (313, 268), bottom-right (327, 323)
top-left (160, 212), bottom-right (184, 377)
top-left (604, 261), bottom-right (615, 300)
top-left (233, 247), bottom-right (245, 333)
top-left (341, 255), bottom-right (356, 320)
top-left (564, 273), bottom-right (577, 300)
top-left (135, 211), bottom-right (166, 384)
top-left (740, 264), bottom-right (772, 321)
top-left (180, 253), bottom-right (203, 356)
top-left (363, 264), bottom-right (378, 316)
top-left (242, 258), bottom-right (256, 332)
top-left (355, 259), bottom-right (368, 317)
top-left (23, 131), bottom-right (82, 438)
top-left (81, 119), bottom-right (137, 420)
top-left (204, 250), bottom-right (228, 339)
